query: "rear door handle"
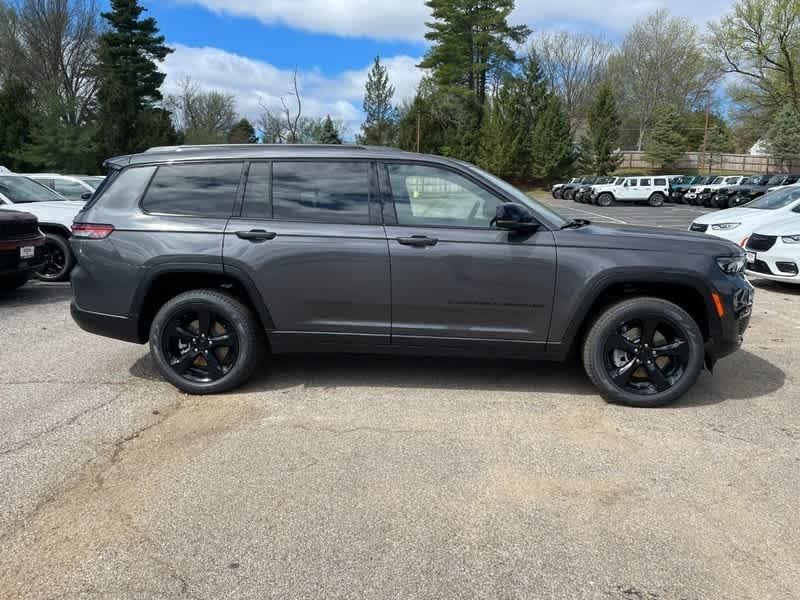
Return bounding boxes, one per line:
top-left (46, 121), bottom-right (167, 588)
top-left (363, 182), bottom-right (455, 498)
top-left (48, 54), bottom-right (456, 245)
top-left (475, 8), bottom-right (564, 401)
top-left (236, 230), bottom-right (277, 242)
top-left (397, 235), bottom-right (438, 247)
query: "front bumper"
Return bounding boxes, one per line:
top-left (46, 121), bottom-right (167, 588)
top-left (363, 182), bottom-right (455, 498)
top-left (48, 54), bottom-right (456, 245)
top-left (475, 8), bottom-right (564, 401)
top-left (706, 276), bottom-right (754, 361)
top-left (0, 236), bottom-right (46, 276)
top-left (745, 240), bottom-right (800, 283)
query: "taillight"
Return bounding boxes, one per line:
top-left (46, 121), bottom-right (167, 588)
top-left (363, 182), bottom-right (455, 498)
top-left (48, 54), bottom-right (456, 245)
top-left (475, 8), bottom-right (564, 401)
top-left (71, 223), bottom-right (114, 239)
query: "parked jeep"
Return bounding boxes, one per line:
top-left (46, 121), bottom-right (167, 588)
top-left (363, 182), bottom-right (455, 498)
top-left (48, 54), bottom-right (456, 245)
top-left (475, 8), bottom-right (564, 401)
top-left (552, 177), bottom-right (581, 199)
top-left (590, 176), bottom-right (670, 207)
top-left (730, 174), bottom-right (799, 207)
top-left (562, 176), bottom-right (596, 201)
top-left (711, 175), bottom-right (766, 209)
top-left (670, 176), bottom-right (709, 203)
top-left (0, 210), bottom-right (46, 291)
top-left (71, 145), bottom-right (753, 407)
top-left (574, 176), bottom-right (615, 203)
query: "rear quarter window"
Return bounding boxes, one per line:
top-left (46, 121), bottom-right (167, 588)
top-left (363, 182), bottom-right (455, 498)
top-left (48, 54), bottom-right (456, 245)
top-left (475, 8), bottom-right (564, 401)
top-left (88, 166), bottom-right (156, 212)
top-left (653, 178), bottom-right (666, 186)
top-left (142, 162), bottom-right (243, 218)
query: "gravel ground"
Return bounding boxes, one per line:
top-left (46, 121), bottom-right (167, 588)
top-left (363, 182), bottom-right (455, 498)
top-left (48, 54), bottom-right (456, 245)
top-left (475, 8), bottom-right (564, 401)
top-left (1, 267), bottom-right (799, 598)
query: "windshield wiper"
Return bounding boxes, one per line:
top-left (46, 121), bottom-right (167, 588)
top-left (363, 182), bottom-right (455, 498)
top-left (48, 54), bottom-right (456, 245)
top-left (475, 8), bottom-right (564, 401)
top-left (561, 218), bottom-right (591, 229)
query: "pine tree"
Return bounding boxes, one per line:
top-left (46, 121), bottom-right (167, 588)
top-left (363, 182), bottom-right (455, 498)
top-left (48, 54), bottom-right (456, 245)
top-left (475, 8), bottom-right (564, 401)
top-left (512, 50), bottom-right (548, 178)
top-left (766, 104), bottom-right (800, 164)
top-left (228, 118), bottom-right (257, 144)
top-left (419, 0), bottom-right (530, 106)
top-left (317, 115), bottom-right (342, 144)
top-left (0, 79), bottom-right (35, 171)
top-left (644, 106), bottom-right (687, 169)
top-left (579, 82), bottom-right (623, 175)
top-left (478, 80), bottom-right (521, 179)
top-left (360, 57), bottom-right (399, 146)
top-left (530, 94), bottom-right (575, 182)
top-left (95, 0), bottom-right (175, 157)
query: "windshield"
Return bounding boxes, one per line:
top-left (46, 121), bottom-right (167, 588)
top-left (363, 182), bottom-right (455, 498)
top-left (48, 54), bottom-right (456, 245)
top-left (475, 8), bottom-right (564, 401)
top-left (747, 187), bottom-right (800, 210)
top-left (767, 175), bottom-right (785, 185)
top-left (711, 177), bottom-right (724, 184)
top-left (0, 176), bottom-right (65, 203)
top-left (739, 178), bottom-right (751, 185)
top-left (724, 177), bottom-right (740, 184)
top-left (467, 166), bottom-right (568, 228)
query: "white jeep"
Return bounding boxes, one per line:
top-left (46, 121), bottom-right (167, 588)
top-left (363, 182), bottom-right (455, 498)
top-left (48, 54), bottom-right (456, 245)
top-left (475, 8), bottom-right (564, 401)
top-left (0, 174), bottom-right (85, 281)
top-left (590, 176), bottom-right (670, 207)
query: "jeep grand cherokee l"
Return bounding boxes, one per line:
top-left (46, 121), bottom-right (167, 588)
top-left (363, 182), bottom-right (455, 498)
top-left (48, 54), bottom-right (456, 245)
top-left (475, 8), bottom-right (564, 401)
top-left (70, 145), bottom-right (753, 408)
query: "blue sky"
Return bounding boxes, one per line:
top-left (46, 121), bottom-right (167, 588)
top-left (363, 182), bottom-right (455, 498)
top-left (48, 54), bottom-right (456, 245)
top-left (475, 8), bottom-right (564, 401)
top-left (100, 0), bottom-right (734, 136)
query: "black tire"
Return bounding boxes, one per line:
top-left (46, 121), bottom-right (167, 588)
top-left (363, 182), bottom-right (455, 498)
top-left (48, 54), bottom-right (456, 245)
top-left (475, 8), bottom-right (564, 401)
top-left (148, 289), bottom-right (265, 395)
top-left (553, 189), bottom-right (563, 199)
top-left (582, 297), bottom-right (705, 408)
top-left (597, 192), bottom-right (613, 207)
top-left (36, 233), bottom-right (74, 282)
top-left (648, 192), bottom-right (665, 207)
top-left (564, 189), bottom-right (575, 200)
top-left (0, 273), bottom-right (30, 291)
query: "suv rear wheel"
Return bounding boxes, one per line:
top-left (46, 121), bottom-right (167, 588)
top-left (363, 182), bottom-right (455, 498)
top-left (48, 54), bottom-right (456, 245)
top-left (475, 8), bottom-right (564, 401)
top-left (148, 289), bottom-right (264, 394)
top-left (648, 192), bottom-right (665, 207)
top-left (582, 297), bottom-right (705, 407)
top-left (597, 192), bottom-right (613, 207)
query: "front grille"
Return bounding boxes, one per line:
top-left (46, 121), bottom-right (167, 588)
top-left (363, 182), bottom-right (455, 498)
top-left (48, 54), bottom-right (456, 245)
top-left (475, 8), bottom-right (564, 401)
top-left (0, 216), bottom-right (39, 240)
top-left (748, 259), bottom-right (773, 275)
top-left (746, 234), bottom-right (778, 252)
top-left (690, 223), bottom-right (708, 232)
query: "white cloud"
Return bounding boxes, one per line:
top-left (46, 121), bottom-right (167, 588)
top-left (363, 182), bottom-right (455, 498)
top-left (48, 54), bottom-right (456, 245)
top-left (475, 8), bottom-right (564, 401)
top-left (161, 44), bottom-right (424, 135)
top-left (178, 0), bottom-right (732, 41)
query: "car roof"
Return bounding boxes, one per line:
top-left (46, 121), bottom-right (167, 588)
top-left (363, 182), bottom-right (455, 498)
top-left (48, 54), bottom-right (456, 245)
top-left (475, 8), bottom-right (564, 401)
top-left (106, 144), bottom-right (436, 168)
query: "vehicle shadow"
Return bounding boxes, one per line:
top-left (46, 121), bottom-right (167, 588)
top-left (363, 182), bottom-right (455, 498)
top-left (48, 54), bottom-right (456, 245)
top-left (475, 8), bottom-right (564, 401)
top-left (749, 278), bottom-right (800, 296)
top-left (129, 348), bottom-right (784, 406)
top-left (0, 281), bottom-right (72, 307)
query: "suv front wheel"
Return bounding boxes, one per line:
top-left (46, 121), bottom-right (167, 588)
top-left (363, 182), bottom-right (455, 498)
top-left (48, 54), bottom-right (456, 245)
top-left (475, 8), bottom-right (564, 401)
top-left (648, 192), bottom-right (666, 207)
top-left (582, 297), bottom-right (705, 407)
top-left (149, 289), bottom-right (264, 395)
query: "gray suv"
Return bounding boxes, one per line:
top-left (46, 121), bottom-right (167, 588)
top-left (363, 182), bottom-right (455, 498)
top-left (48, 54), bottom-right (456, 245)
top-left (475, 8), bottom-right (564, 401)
top-left (70, 145), bottom-right (753, 407)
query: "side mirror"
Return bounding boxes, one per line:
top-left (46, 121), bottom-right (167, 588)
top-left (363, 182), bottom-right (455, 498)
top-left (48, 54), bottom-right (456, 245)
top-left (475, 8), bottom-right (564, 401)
top-left (81, 192), bottom-right (92, 201)
top-left (492, 203), bottom-right (539, 232)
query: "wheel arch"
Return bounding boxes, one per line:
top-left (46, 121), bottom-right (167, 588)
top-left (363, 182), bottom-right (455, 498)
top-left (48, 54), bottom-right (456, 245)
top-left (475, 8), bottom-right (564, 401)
top-left (131, 263), bottom-right (275, 343)
top-left (37, 223), bottom-right (71, 237)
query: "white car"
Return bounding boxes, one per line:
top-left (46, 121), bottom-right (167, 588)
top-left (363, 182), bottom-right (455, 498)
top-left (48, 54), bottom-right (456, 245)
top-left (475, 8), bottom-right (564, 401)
top-left (0, 175), bottom-right (85, 281)
top-left (689, 186), bottom-right (800, 245)
top-left (744, 215), bottom-right (800, 283)
top-left (22, 174), bottom-right (99, 202)
top-left (589, 176), bottom-right (670, 207)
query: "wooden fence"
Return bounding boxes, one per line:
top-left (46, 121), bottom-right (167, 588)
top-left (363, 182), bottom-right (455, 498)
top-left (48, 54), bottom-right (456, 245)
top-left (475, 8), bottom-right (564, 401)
top-left (620, 151), bottom-right (800, 173)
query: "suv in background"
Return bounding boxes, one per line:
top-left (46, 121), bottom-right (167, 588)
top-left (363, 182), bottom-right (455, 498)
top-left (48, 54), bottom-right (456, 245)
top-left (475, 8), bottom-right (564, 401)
top-left (552, 177), bottom-right (580, 199)
top-left (70, 145), bottom-right (753, 408)
top-left (731, 174), bottom-right (798, 207)
top-left (590, 176), bottom-right (670, 207)
top-left (0, 210), bottom-right (46, 291)
top-left (0, 175), bottom-right (84, 281)
top-left (574, 176), bottom-right (615, 203)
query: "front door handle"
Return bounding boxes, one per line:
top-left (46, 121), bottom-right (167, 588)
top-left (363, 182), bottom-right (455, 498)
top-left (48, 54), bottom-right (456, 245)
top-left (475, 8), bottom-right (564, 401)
top-left (236, 229), bottom-right (277, 242)
top-left (397, 235), bottom-right (438, 247)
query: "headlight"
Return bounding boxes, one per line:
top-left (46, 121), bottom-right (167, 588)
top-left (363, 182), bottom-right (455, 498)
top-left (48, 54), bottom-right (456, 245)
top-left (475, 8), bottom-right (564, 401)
top-left (782, 235), bottom-right (800, 244)
top-left (711, 222), bottom-right (741, 231)
top-left (717, 256), bottom-right (746, 274)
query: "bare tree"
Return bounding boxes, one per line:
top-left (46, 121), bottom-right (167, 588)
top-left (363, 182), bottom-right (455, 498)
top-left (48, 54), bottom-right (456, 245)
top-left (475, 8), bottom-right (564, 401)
top-left (608, 9), bottom-right (717, 150)
top-left (533, 31), bottom-right (613, 129)
top-left (257, 68), bottom-right (308, 143)
top-left (13, 0), bottom-right (100, 125)
top-left (165, 76), bottom-right (238, 143)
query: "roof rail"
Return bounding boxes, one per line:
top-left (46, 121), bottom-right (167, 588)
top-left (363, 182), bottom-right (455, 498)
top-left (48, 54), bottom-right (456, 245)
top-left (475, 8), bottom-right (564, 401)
top-left (144, 143), bottom-right (374, 153)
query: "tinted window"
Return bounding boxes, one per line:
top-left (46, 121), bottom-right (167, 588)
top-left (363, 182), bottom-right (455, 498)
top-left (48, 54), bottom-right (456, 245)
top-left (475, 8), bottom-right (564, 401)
top-left (654, 178), bottom-right (666, 186)
top-left (243, 162), bottom-right (271, 219)
top-left (388, 163), bottom-right (504, 228)
top-left (143, 162), bottom-right (242, 217)
top-left (640, 179), bottom-right (651, 186)
top-left (92, 166), bottom-right (156, 211)
top-left (272, 161), bottom-right (371, 224)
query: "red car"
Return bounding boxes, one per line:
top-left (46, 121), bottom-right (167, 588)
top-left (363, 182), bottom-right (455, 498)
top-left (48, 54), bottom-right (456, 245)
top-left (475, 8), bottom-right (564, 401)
top-left (0, 210), bottom-right (46, 291)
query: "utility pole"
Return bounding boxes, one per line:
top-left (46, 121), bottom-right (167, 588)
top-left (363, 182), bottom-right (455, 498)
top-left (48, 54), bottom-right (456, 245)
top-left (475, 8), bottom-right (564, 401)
top-left (416, 112), bottom-right (421, 153)
top-left (702, 91), bottom-right (711, 174)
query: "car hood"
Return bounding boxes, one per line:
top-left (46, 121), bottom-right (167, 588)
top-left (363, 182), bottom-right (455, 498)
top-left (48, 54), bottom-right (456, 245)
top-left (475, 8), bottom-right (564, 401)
top-left (751, 215), bottom-right (800, 236)
top-left (554, 223), bottom-right (741, 255)
top-left (693, 207), bottom-right (764, 225)
top-left (0, 201), bottom-right (83, 227)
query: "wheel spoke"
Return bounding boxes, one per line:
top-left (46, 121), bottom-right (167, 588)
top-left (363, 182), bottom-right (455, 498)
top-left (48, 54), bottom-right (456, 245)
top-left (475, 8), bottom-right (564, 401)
top-left (610, 358), bottom-right (639, 387)
top-left (209, 333), bottom-right (233, 349)
top-left (206, 351), bottom-right (225, 379)
top-left (644, 361), bottom-right (671, 392)
top-left (607, 333), bottom-right (638, 354)
top-left (654, 339), bottom-right (689, 362)
top-left (197, 310), bottom-right (212, 336)
top-left (172, 351), bottom-right (198, 374)
top-left (167, 323), bottom-right (195, 343)
top-left (641, 318), bottom-right (660, 345)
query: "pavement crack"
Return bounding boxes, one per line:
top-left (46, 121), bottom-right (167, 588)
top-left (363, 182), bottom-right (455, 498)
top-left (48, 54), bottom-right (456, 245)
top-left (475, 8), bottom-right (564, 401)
top-left (289, 423), bottom-right (434, 436)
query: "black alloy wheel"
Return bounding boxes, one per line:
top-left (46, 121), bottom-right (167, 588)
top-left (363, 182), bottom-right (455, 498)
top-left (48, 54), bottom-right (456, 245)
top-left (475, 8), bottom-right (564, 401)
top-left (162, 308), bottom-right (239, 384)
top-left (602, 317), bottom-right (689, 396)
top-left (36, 233), bottom-right (74, 282)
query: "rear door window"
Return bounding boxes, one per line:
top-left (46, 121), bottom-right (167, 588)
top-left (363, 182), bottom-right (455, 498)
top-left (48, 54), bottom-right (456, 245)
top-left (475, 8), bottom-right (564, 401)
top-left (142, 162), bottom-right (243, 218)
top-left (640, 178), bottom-right (651, 186)
top-left (272, 161), bottom-right (371, 224)
top-left (653, 178), bottom-right (666, 186)
top-left (242, 162), bottom-right (271, 219)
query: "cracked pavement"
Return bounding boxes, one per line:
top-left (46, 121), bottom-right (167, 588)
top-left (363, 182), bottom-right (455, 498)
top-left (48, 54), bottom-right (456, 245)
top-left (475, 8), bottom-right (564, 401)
top-left (1, 280), bottom-right (799, 599)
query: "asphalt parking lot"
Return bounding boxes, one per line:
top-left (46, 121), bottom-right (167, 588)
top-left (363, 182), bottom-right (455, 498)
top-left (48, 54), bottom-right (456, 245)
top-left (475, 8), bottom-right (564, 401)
top-left (2, 219), bottom-right (800, 598)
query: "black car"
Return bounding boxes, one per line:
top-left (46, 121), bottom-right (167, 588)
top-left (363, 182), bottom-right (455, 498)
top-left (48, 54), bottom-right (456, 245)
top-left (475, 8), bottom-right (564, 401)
top-left (671, 176), bottom-right (714, 204)
top-left (730, 174), bottom-right (799, 207)
top-left (562, 176), bottom-right (596, 201)
top-left (575, 176), bottom-right (615, 203)
top-left (0, 210), bottom-right (46, 291)
top-left (70, 144), bottom-right (753, 407)
top-left (711, 175), bottom-right (764, 209)
top-left (666, 176), bottom-right (694, 203)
